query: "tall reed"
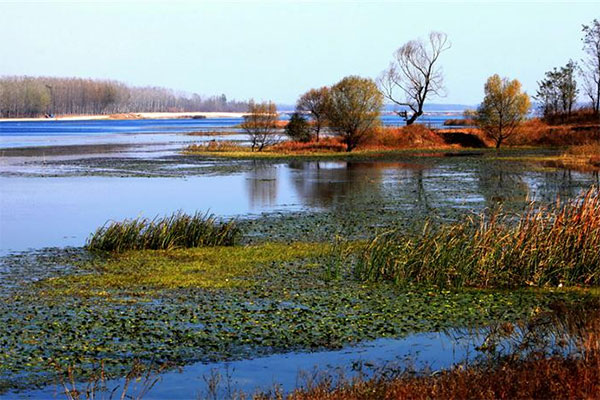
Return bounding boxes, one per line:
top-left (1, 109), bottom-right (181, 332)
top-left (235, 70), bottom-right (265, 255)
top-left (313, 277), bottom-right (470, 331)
top-left (86, 212), bottom-right (240, 252)
top-left (354, 187), bottom-right (600, 288)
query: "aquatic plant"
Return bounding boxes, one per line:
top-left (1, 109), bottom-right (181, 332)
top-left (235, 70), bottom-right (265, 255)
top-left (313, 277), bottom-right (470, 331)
top-left (354, 187), bottom-right (600, 288)
top-left (257, 298), bottom-right (600, 400)
top-left (85, 212), bottom-right (240, 252)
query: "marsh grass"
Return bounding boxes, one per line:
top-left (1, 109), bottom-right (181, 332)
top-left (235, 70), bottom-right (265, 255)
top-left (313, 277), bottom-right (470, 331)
top-left (85, 212), bottom-right (240, 252)
top-left (353, 187), bottom-right (600, 288)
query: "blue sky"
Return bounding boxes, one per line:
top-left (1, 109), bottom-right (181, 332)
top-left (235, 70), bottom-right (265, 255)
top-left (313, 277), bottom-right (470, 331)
top-left (0, 1), bottom-right (598, 105)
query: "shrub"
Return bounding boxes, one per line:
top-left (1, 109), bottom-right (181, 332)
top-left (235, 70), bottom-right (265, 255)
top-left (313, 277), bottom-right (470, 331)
top-left (271, 137), bottom-right (346, 153)
top-left (364, 125), bottom-right (447, 149)
top-left (284, 112), bottom-right (312, 142)
top-left (86, 212), bottom-right (240, 252)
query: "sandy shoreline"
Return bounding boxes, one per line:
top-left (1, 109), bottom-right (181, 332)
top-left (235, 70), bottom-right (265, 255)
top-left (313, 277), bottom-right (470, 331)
top-left (0, 111), bottom-right (248, 122)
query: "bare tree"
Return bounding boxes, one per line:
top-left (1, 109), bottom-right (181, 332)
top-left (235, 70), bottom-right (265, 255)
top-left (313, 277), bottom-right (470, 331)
top-left (581, 19), bottom-right (600, 113)
top-left (377, 32), bottom-right (450, 125)
top-left (241, 101), bottom-right (280, 152)
top-left (296, 87), bottom-right (330, 142)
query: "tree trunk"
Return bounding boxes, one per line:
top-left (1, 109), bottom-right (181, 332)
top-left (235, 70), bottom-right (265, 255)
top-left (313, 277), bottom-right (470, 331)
top-left (405, 110), bottom-right (423, 126)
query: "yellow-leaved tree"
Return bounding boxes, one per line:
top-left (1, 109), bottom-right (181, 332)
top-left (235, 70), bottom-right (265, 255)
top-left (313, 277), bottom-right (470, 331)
top-left (476, 75), bottom-right (531, 148)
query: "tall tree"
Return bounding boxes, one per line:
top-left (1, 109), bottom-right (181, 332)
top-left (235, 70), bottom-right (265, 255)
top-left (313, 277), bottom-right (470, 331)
top-left (377, 31), bottom-right (450, 125)
top-left (296, 87), bottom-right (330, 142)
top-left (536, 60), bottom-right (578, 119)
top-left (325, 76), bottom-right (383, 152)
top-left (581, 19), bottom-right (600, 113)
top-left (476, 75), bottom-right (531, 149)
top-left (241, 100), bottom-right (279, 152)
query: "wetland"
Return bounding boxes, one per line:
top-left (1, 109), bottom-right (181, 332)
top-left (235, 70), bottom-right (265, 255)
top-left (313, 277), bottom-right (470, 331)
top-left (1, 118), bottom-right (599, 399)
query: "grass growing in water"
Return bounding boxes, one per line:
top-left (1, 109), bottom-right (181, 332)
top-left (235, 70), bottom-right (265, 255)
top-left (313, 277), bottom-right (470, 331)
top-left (85, 212), bottom-right (240, 252)
top-left (353, 187), bottom-right (600, 288)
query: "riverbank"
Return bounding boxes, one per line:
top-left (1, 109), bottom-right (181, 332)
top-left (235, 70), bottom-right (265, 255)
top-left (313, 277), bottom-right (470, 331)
top-left (0, 111), bottom-right (248, 122)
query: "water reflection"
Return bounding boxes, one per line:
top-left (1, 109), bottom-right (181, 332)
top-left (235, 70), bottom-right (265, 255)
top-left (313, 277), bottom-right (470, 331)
top-left (476, 161), bottom-right (530, 207)
top-left (245, 162), bottom-right (279, 208)
top-left (1, 158), bottom-right (598, 253)
top-left (244, 159), bottom-right (598, 215)
top-left (288, 161), bottom-right (386, 207)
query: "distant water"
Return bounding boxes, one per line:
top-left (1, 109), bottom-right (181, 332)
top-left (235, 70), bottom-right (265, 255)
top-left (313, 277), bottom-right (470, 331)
top-left (0, 118), bottom-right (244, 149)
top-left (0, 115), bottom-right (462, 149)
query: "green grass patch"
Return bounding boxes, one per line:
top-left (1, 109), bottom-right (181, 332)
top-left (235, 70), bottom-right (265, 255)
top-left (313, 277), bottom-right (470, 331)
top-left (43, 242), bottom-right (331, 295)
top-left (86, 212), bottom-right (240, 252)
top-left (183, 147), bottom-right (485, 161)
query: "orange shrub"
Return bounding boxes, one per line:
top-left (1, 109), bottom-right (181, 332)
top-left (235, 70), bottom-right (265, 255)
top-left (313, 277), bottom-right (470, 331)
top-left (271, 137), bottom-right (346, 153)
top-left (362, 125), bottom-right (449, 149)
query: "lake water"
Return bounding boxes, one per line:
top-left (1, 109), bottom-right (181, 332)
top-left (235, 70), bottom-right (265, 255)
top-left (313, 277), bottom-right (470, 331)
top-left (1, 159), bottom-right (598, 254)
top-left (9, 330), bottom-right (488, 399)
top-left (0, 114), bottom-right (460, 149)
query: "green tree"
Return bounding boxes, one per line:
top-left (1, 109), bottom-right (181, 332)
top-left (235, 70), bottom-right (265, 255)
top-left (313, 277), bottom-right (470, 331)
top-left (536, 60), bottom-right (578, 119)
top-left (285, 112), bottom-right (312, 142)
top-left (296, 87), bottom-right (330, 142)
top-left (325, 76), bottom-right (383, 152)
top-left (476, 75), bottom-right (531, 149)
top-left (241, 100), bottom-right (279, 152)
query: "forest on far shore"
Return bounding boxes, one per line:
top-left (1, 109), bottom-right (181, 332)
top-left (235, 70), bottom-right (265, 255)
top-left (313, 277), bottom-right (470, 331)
top-left (0, 76), bottom-right (249, 118)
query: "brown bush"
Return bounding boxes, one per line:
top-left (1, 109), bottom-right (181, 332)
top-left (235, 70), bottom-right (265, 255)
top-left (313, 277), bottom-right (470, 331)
top-left (363, 125), bottom-right (448, 149)
top-left (544, 107), bottom-right (600, 126)
top-left (271, 137), bottom-right (346, 153)
top-left (508, 118), bottom-right (600, 146)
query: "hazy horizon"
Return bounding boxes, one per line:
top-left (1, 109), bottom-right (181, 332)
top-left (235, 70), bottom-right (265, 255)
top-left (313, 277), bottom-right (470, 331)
top-left (1, 1), bottom-right (598, 105)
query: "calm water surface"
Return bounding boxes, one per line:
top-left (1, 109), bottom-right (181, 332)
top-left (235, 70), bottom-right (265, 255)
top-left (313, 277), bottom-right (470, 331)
top-left (1, 159), bottom-right (598, 254)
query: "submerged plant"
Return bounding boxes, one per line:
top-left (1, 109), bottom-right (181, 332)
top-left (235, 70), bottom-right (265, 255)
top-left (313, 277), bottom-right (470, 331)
top-left (353, 187), bottom-right (600, 288)
top-left (85, 212), bottom-right (240, 252)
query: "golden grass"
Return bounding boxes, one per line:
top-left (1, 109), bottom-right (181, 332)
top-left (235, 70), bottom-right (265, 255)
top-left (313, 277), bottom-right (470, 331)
top-left (354, 187), bottom-right (600, 288)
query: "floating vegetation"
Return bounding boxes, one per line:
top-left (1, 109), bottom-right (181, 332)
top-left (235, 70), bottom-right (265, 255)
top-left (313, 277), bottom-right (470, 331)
top-left (353, 187), bottom-right (600, 288)
top-left (2, 239), bottom-right (589, 393)
top-left (249, 297), bottom-right (600, 400)
top-left (85, 212), bottom-right (240, 252)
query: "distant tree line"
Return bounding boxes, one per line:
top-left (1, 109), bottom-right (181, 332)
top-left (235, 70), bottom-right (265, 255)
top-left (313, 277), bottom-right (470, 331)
top-left (0, 76), bottom-right (249, 118)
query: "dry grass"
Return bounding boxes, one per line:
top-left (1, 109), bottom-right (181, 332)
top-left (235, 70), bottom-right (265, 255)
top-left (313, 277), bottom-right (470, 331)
top-left (362, 125), bottom-right (450, 149)
top-left (186, 141), bottom-right (246, 153)
top-left (544, 108), bottom-right (600, 126)
top-left (352, 187), bottom-right (600, 288)
top-left (271, 137), bottom-right (347, 153)
top-left (443, 118), bottom-right (476, 126)
top-left (508, 118), bottom-right (600, 147)
top-left (277, 353), bottom-right (600, 400)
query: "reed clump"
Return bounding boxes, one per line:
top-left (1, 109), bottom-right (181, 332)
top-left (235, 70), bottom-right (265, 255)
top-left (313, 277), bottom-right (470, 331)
top-left (354, 187), bottom-right (600, 288)
top-left (86, 212), bottom-right (240, 252)
top-left (185, 141), bottom-right (246, 153)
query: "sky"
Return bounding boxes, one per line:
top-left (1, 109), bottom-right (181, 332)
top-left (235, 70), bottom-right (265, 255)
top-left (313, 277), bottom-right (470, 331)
top-left (0, 0), bottom-right (598, 105)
